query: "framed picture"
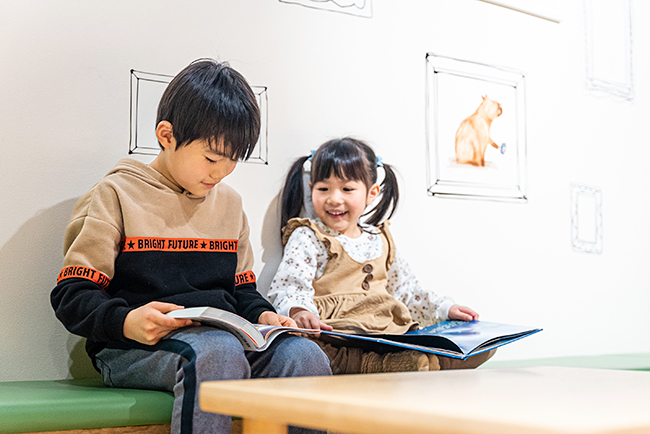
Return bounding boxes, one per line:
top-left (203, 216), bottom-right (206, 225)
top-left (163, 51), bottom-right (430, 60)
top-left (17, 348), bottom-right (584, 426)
top-left (279, 0), bottom-right (372, 18)
top-left (570, 184), bottom-right (603, 254)
top-left (425, 53), bottom-right (527, 202)
top-left (129, 70), bottom-right (269, 164)
top-left (583, 0), bottom-right (633, 101)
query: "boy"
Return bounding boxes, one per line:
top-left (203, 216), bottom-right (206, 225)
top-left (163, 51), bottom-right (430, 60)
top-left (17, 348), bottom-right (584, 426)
top-left (51, 59), bottom-right (331, 434)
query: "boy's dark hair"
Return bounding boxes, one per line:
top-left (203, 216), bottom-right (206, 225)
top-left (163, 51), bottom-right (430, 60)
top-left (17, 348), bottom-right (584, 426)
top-left (280, 137), bottom-right (399, 229)
top-left (156, 59), bottom-right (260, 161)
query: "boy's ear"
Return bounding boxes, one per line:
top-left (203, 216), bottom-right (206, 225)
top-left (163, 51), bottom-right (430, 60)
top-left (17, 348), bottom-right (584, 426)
top-left (156, 121), bottom-right (175, 151)
top-left (366, 183), bottom-right (381, 205)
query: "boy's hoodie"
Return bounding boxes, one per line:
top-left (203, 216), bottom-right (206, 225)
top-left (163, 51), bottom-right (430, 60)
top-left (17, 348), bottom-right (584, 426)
top-left (51, 158), bottom-right (272, 362)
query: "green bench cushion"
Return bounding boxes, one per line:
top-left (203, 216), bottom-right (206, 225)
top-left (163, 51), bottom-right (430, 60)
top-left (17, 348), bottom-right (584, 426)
top-left (482, 352), bottom-right (650, 371)
top-left (0, 378), bottom-right (173, 433)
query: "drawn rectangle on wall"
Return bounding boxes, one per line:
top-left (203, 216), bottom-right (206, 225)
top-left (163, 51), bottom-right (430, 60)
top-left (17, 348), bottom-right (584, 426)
top-left (571, 183), bottom-right (603, 254)
top-left (476, 0), bottom-right (562, 23)
top-left (129, 70), bottom-right (269, 164)
top-left (129, 70), bottom-right (171, 156)
top-left (583, 0), bottom-right (633, 101)
top-left (425, 54), bottom-right (527, 202)
top-left (279, 0), bottom-right (372, 18)
top-left (577, 194), bottom-right (597, 242)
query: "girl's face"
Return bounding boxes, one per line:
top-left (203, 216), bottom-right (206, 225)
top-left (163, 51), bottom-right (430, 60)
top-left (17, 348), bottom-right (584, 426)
top-left (311, 175), bottom-right (380, 238)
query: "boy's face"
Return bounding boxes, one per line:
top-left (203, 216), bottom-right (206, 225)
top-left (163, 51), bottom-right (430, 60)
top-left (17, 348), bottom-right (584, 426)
top-left (165, 139), bottom-right (237, 197)
top-left (152, 124), bottom-right (237, 197)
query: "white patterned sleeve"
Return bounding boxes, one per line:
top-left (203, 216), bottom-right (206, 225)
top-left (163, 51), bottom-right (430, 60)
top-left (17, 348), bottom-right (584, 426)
top-left (385, 250), bottom-right (455, 327)
top-left (267, 227), bottom-right (327, 317)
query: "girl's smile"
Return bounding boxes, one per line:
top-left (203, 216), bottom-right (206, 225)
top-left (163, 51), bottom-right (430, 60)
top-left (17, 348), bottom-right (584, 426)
top-left (311, 176), bottom-right (379, 238)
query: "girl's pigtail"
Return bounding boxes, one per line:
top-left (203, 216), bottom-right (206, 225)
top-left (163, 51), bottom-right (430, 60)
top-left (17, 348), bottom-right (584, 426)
top-left (365, 162), bottom-right (399, 226)
top-left (280, 156), bottom-right (310, 229)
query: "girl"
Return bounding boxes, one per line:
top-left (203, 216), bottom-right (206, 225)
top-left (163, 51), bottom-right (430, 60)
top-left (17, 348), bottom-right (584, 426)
top-left (268, 137), bottom-right (493, 374)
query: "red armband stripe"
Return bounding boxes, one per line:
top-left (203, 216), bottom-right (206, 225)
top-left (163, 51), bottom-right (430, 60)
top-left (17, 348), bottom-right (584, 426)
top-left (57, 266), bottom-right (110, 290)
top-left (235, 271), bottom-right (256, 286)
top-left (120, 237), bottom-right (238, 252)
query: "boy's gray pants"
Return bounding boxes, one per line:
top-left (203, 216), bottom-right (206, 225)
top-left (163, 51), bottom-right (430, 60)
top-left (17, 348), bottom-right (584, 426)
top-left (95, 326), bottom-right (332, 434)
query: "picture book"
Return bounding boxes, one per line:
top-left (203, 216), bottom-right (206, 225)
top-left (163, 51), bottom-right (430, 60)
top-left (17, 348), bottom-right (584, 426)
top-left (166, 307), bottom-right (319, 351)
top-left (321, 320), bottom-right (542, 360)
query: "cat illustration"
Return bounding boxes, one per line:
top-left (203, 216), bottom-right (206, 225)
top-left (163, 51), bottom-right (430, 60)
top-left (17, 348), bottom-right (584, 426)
top-left (454, 96), bottom-right (502, 167)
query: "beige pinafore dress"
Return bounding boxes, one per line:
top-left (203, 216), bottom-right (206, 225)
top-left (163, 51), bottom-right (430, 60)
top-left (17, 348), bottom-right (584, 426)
top-left (282, 218), bottom-right (417, 335)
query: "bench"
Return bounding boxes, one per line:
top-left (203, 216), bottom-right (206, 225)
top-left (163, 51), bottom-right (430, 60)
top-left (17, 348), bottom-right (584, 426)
top-left (0, 378), bottom-right (172, 434)
top-left (0, 377), bottom-right (244, 434)
top-left (2, 353), bottom-right (648, 434)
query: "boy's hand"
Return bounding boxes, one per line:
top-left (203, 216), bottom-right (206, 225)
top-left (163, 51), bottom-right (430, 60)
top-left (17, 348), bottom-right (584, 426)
top-left (257, 311), bottom-right (298, 327)
top-left (290, 307), bottom-right (333, 334)
top-left (448, 304), bottom-right (479, 322)
top-left (123, 302), bottom-right (192, 345)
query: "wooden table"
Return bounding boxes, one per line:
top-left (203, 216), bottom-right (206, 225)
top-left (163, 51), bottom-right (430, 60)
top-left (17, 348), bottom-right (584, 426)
top-left (199, 367), bottom-right (650, 434)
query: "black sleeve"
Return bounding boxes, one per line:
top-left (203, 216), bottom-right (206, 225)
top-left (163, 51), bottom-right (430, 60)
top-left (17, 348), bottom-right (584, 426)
top-left (51, 278), bottom-right (132, 343)
top-left (234, 283), bottom-right (275, 324)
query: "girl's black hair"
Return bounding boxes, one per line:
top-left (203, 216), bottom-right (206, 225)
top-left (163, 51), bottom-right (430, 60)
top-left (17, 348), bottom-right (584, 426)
top-left (156, 59), bottom-right (260, 161)
top-left (280, 137), bottom-right (399, 228)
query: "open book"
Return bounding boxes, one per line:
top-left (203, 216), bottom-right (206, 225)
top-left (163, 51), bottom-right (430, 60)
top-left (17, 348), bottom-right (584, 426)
top-left (167, 307), bottom-right (319, 351)
top-left (168, 307), bottom-right (540, 358)
top-left (322, 321), bottom-right (542, 360)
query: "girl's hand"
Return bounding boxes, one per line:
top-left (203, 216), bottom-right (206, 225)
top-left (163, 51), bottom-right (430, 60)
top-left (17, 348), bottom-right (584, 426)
top-left (123, 301), bottom-right (192, 345)
top-left (290, 307), bottom-right (333, 336)
top-left (448, 304), bottom-right (479, 322)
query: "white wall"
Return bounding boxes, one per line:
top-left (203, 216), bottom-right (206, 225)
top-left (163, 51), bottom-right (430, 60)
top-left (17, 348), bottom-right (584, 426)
top-left (1, 0), bottom-right (648, 382)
